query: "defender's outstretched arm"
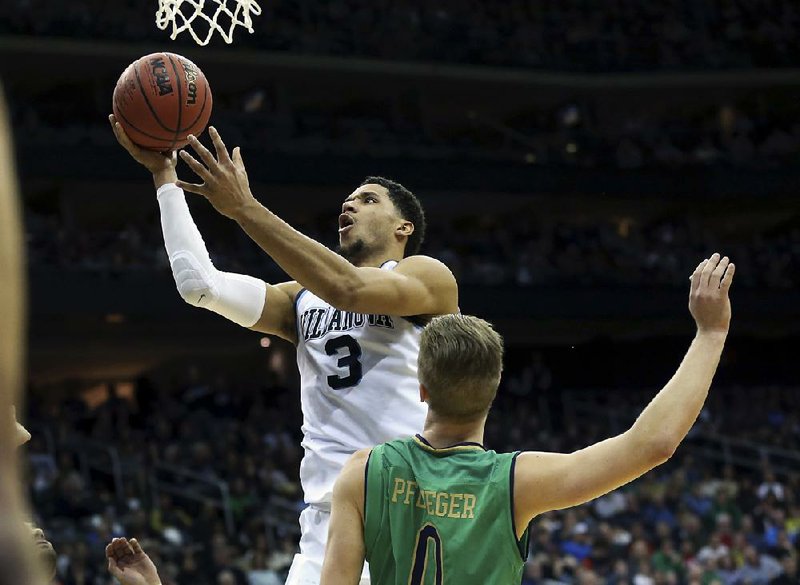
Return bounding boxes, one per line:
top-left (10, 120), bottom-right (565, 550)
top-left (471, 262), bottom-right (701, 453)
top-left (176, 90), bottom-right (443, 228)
top-left (514, 254), bottom-right (735, 534)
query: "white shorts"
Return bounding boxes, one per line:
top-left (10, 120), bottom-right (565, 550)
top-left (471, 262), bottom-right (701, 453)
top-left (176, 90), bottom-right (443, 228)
top-left (285, 505), bottom-right (370, 585)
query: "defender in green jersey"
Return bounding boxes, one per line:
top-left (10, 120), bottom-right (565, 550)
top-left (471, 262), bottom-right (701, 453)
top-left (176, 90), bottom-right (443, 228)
top-left (321, 254), bottom-right (735, 585)
top-left (365, 435), bottom-right (528, 584)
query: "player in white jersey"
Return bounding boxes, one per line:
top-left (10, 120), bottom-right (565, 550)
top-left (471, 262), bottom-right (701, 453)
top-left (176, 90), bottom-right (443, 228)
top-left (110, 119), bottom-right (459, 584)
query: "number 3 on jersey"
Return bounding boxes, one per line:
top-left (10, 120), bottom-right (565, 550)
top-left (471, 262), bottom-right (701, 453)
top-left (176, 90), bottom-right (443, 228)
top-left (325, 335), bottom-right (363, 389)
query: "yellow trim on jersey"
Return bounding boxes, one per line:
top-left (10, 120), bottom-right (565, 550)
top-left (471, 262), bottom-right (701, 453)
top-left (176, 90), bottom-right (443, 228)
top-left (412, 435), bottom-right (486, 454)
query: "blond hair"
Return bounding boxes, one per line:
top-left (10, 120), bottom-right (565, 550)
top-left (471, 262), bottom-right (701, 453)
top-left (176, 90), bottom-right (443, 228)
top-left (418, 314), bottom-right (504, 421)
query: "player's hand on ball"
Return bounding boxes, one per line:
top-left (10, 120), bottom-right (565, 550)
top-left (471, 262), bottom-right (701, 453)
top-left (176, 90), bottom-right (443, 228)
top-left (177, 127), bottom-right (256, 220)
top-left (688, 253), bottom-right (735, 335)
top-left (106, 537), bottom-right (161, 585)
top-left (109, 114), bottom-right (177, 175)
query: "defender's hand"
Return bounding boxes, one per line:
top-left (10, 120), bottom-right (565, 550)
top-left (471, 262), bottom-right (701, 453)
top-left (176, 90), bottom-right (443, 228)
top-left (177, 127), bottom-right (256, 220)
top-left (106, 537), bottom-right (161, 585)
top-left (689, 253), bottom-right (735, 335)
top-left (109, 115), bottom-right (177, 186)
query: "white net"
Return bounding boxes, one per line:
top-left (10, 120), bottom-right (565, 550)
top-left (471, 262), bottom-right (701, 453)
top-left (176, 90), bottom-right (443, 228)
top-left (156, 0), bottom-right (262, 46)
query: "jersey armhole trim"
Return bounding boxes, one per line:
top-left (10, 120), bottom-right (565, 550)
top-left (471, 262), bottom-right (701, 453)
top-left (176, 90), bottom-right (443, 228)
top-left (293, 288), bottom-right (308, 342)
top-left (401, 315), bottom-right (428, 329)
top-left (363, 447), bottom-right (382, 559)
top-left (363, 449), bottom-right (372, 522)
top-left (510, 451), bottom-right (529, 561)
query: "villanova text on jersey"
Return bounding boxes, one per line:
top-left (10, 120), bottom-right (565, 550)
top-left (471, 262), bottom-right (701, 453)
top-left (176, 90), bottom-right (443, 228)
top-left (299, 306), bottom-right (395, 341)
top-left (293, 274), bottom-right (426, 508)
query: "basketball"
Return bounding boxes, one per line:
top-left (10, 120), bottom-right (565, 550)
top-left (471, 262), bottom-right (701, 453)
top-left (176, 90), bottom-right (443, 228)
top-left (112, 52), bottom-right (212, 151)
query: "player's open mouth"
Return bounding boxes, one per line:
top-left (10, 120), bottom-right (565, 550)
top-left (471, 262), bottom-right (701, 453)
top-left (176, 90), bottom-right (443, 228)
top-left (338, 214), bottom-right (355, 234)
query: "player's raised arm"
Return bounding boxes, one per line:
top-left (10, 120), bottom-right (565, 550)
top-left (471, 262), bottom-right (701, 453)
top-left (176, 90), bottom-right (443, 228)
top-left (175, 129), bottom-right (458, 317)
top-left (514, 254), bottom-right (735, 532)
top-left (109, 116), bottom-right (299, 343)
top-left (320, 449), bottom-right (370, 585)
top-left (315, 255), bottom-right (457, 316)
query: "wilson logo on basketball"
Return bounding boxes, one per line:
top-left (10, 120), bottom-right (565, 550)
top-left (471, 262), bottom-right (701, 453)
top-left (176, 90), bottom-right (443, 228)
top-left (113, 52), bottom-right (212, 150)
top-left (184, 62), bottom-right (198, 106)
top-left (149, 57), bottom-right (173, 97)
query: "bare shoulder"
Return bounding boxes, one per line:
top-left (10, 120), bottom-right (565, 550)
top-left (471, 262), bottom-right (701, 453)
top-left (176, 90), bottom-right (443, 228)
top-left (343, 448), bottom-right (372, 473)
top-left (515, 451), bottom-right (567, 473)
top-left (395, 255), bottom-right (455, 279)
top-left (339, 449), bottom-right (371, 486)
top-left (513, 451), bottom-right (571, 501)
top-left (334, 449), bottom-right (372, 503)
top-left (395, 256), bottom-right (458, 309)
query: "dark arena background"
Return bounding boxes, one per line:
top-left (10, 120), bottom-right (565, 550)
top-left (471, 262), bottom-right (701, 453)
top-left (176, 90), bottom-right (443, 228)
top-left (2, 2), bottom-right (800, 584)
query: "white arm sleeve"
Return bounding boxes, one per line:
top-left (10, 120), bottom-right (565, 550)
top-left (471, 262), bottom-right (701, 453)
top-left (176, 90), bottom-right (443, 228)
top-left (156, 183), bottom-right (266, 328)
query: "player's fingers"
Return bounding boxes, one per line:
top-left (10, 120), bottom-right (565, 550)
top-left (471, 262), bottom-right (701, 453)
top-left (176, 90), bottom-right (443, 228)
top-left (232, 146), bottom-right (244, 169)
top-left (110, 119), bottom-right (138, 155)
top-left (111, 537), bottom-right (134, 559)
top-left (710, 256), bottom-right (730, 288)
top-left (179, 150), bottom-right (212, 182)
top-left (175, 179), bottom-right (206, 196)
top-left (701, 252), bottom-right (720, 287)
top-left (108, 558), bottom-right (123, 578)
top-left (112, 538), bottom-right (129, 560)
top-left (187, 134), bottom-right (217, 169)
top-left (109, 117), bottom-right (131, 148)
top-left (720, 263), bottom-right (736, 291)
top-left (130, 538), bottom-right (144, 555)
top-left (208, 127), bottom-right (232, 166)
top-left (690, 259), bottom-right (707, 292)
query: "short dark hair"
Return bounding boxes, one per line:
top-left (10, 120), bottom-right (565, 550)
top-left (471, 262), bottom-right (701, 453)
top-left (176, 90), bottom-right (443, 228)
top-left (361, 176), bottom-right (426, 256)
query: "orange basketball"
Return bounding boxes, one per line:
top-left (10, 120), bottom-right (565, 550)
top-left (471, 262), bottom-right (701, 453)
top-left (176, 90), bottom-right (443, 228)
top-left (112, 52), bottom-right (213, 151)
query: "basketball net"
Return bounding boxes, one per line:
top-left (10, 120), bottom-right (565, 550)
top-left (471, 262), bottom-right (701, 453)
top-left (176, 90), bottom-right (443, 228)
top-left (156, 0), bottom-right (262, 46)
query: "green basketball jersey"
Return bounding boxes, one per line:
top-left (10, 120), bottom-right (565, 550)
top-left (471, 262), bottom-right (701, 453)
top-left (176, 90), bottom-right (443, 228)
top-left (364, 434), bottom-right (529, 585)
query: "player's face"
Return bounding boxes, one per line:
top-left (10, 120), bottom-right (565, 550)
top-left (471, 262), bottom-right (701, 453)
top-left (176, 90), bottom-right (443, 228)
top-left (337, 184), bottom-right (400, 262)
top-left (26, 522), bottom-right (56, 580)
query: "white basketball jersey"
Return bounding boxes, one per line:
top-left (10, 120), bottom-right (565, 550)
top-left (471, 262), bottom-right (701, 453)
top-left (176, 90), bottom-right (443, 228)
top-left (294, 261), bottom-right (428, 505)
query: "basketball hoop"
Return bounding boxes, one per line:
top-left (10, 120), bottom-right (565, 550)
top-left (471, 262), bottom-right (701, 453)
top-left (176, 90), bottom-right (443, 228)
top-left (156, 0), bottom-right (262, 46)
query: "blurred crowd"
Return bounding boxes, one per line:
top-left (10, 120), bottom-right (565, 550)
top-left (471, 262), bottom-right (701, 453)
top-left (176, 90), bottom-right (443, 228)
top-left (25, 205), bottom-right (800, 290)
top-left (27, 373), bottom-right (305, 585)
top-left (23, 371), bottom-right (800, 585)
top-left (571, 384), bottom-right (800, 454)
top-left (2, 0), bottom-right (800, 71)
top-left (425, 214), bottom-right (798, 289)
top-left (10, 88), bottom-right (800, 170)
